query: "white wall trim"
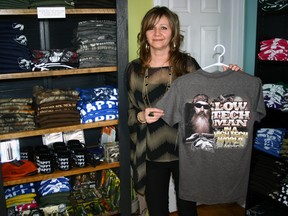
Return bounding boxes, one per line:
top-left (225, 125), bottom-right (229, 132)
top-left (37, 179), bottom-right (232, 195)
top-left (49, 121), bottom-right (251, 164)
top-left (230, 0), bottom-right (245, 67)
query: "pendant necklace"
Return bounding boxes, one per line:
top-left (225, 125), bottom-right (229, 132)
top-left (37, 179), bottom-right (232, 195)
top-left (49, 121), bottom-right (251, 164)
top-left (142, 66), bottom-right (173, 108)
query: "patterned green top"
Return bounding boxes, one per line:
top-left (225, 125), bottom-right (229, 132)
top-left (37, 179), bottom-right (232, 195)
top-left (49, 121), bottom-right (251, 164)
top-left (127, 56), bottom-right (200, 194)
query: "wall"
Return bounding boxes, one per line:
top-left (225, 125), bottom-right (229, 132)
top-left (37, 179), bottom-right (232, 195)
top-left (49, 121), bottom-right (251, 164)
top-left (128, 0), bottom-right (153, 61)
top-left (243, 0), bottom-right (258, 75)
top-left (128, 1), bottom-right (256, 74)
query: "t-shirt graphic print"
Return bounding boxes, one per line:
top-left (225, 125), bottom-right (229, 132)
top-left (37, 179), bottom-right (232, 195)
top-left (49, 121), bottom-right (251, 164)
top-left (185, 93), bottom-right (250, 153)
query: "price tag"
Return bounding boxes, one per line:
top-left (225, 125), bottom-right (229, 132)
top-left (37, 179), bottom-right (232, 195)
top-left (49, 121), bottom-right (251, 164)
top-left (37, 7), bottom-right (66, 19)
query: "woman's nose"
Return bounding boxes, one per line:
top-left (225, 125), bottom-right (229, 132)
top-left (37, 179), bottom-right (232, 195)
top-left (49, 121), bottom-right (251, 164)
top-left (153, 28), bottom-right (160, 35)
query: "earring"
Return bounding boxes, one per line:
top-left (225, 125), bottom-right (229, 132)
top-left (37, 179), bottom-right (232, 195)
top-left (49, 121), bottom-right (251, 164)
top-left (173, 42), bottom-right (176, 49)
top-left (171, 42), bottom-right (176, 51)
top-left (145, 43), bottom-right (150, 52)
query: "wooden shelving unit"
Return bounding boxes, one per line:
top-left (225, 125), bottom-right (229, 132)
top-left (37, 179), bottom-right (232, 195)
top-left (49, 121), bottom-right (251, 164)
top-left (3, 162), bottom-right (120, 187)
top-left (246, 1), bottom-right (288, 214)
top-left (0, 8), bottom-right (116, 15)
top-left (0, 120), bottom-right (118, 140)
top-left (0, 1), bottom-right (130, 215)
top-left (0, 66), bottom-right (117, 80)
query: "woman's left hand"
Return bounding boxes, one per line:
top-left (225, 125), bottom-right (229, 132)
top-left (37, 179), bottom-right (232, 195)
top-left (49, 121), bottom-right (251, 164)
top-left (144, 108), bottom-right (164, 124)
top-left (223, 64), bottom-right (243, 72)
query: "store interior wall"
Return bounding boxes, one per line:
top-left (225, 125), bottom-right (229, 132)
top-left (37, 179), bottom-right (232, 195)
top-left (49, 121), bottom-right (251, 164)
top-left (243, 0), bottom-right (258, 75)
top-left (128, 0), bottom-right (257, 76)
top-left (128, 0), bottom-right (153, 61)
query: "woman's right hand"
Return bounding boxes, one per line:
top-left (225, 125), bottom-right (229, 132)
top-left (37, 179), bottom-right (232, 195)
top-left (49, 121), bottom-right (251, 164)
top-left (144, 108), bottom-right (165, 124)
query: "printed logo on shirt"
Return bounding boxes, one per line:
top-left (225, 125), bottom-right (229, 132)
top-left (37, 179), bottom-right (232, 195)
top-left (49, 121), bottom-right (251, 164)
top-left (184, 94), bottom-right (250, 152)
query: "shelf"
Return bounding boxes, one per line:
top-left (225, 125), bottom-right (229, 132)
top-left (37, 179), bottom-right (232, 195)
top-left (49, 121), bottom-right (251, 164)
top-left (0, 119), bottom-right (118, 141)
top-left (0, 8), bottom-right (116, 15)
top-left (246, 190), bottom-right (288, 213)
top-left (3, 162), bottom-right (120, 186)
top-left (0, 66), bottom-right (117, 80)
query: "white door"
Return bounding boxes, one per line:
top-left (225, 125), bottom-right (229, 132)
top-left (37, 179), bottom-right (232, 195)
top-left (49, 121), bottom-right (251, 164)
top-left (154, 0), bottom-right (244, 71)
top-left (153, 0), bottom-right (245, 212)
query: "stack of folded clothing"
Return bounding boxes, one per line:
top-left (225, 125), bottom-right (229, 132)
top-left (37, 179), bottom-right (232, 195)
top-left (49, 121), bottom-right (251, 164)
top-left (72, 19), bottom-right (117, 68)
top-left (259, 0), bottom-right (288, 12)
top-left (269, 178), bottom-right (288, 207)
top-left (29, 0), bottom-right (75, 8)
top-left (76, 86), bottom-right (118, 123)
top-left (0, 98), bottom-right (36, 134)
top-left (262, 83), bottom-right (287, 110)
top-left (277, 180), bottom-right (288, 206)
top-left (0, 0), bottom-right (30, 9)
top-left (282, 86), bottom-right (288, 112)
top-left (0, 22), bottom-right (32, 73)
top-left (258, 38), bottom-right (288, 61)
top-left (1, 160), bottom-right (38, 181)
top-left (31, 49), bottom-right (79, 71)
top-left (5, 183), bottom-right (38, 214)
top-left (254, 127), bottom-right (287, 157)
top-left (36, 177), bottom-right (71, 208)
top-left (280, 135), bottom-right (288, 162)
top-left (33, 85), bottom-right (80, 128)
top-left (74, 0), bottom-right (116, 8)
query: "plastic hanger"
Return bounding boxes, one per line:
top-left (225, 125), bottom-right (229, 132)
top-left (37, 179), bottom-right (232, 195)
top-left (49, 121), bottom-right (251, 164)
top-left (202, 44), bottom-right (229, 70)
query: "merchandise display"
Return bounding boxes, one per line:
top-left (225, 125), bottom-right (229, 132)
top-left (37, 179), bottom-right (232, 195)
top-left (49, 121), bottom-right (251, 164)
top-left (0, 0), bottom-right (130, 215)
top-left (246, 0), bottom-right (288, 213)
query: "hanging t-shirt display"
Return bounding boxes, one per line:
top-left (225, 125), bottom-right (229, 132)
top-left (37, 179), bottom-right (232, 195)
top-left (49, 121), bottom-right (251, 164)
top-left (156, 68), bottom-right (266, 204)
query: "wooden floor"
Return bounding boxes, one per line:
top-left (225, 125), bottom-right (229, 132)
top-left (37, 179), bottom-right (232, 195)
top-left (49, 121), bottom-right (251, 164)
top-left (170, 203), bottom-right (245, 216)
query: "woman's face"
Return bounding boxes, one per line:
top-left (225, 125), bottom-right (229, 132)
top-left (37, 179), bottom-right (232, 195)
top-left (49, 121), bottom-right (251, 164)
top-left (145, 15), bottom-right (172, 52)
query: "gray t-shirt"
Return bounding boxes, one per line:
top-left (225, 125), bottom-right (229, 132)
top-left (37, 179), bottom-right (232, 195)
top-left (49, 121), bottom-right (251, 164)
top-left (156, 69), bottom-right (266, 204)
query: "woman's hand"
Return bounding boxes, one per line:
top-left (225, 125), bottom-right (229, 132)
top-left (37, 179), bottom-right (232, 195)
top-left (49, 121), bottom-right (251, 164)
top-left (223, 64), bottom-right (243, 72)
top-left (144, 108), bottom-right (164, 124)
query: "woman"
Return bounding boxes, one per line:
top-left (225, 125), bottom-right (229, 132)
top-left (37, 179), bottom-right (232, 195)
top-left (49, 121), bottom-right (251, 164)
top-left (126, 6), bottom-right (241, 216)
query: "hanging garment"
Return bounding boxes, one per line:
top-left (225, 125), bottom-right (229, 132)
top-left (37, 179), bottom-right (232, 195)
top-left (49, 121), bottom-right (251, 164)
top-left (156, 69), bottom-right (266, 204)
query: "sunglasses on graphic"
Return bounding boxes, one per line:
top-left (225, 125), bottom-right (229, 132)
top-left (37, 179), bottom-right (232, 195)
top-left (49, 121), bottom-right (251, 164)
top-left (194, 103), bottom-right (210, 109)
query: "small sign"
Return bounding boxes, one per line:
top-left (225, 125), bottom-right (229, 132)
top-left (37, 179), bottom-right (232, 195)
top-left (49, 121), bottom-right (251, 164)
top-left (37, 7), bottom-right (66, 19)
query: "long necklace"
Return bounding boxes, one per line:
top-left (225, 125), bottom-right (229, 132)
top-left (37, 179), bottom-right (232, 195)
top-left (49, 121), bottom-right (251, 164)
top-left (142, 66), bottom-right (173, 108)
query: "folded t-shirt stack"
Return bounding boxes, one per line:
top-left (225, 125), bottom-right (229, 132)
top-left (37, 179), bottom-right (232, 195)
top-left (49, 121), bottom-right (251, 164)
top-left (75, 0), bottom-right (116, 8)
top-left (2, 160), bottom-right (38, 181)
top-left (254, 127), bottom-right (287, 157)
top-left (33, 85), bottom-right (80, 128)
top-left (275, 181), bottom-right (288, 207)
top-left (0, 22), bottom-right (32, 73)
top-left (29, 0), bottom-right (75, 8)
top-left (259, 0), bottom-right (288, 12)
top-left (36, 177), bottom-right (71, 207)
top-left (262, 83), bottom-right (287, 111)
top-left (249, 152), bottom-right (287, 207)
top-left (258, 38), bottom-right (288, 61)
top-left (0, 98), bottom-right (36, 134)
top-left (31, 49), bottom-right (79, 71)
top-left (5, 183), bottom-right (38, 212)
top-left (282, 85), bottom-right (288, 112)
top-left (280, 135), bottom-right (288, 163)
top-left (76, 86), bottom-right (118, 123)
top-left (72, 19), bottom-right (117, 68)
top-left (0, 0), bottom-right (30, 9)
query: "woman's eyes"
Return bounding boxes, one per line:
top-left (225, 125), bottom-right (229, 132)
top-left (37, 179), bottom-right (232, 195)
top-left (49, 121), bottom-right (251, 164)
top-left (160, 26), bottom-right (168, 30)
top-left (147, 26), bottom-right (168, 31)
